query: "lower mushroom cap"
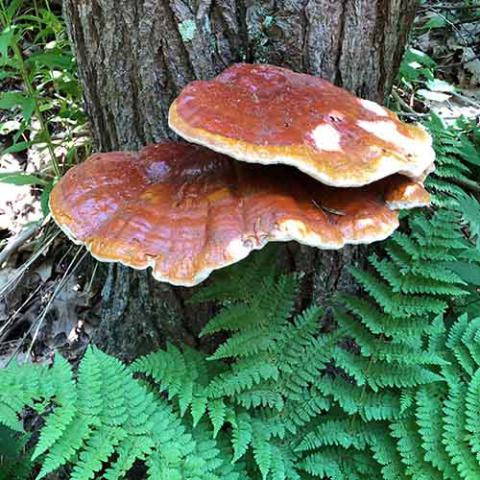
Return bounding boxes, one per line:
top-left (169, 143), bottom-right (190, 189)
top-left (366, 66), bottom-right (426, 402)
top-left (384, 176), bottom-right (432, 210)
top-left (50, 143), bottom-right (430, 286)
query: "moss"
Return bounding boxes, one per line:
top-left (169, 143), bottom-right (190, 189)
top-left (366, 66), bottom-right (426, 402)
top-left (263, 15), bottom-right (274, 29)
top-left (178, 20), bottom-right (197, 42)
top-left (246, 7), bottom-right (276, 64)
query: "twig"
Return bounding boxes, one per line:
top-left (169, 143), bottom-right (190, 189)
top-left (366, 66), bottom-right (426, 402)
top-left (420, 3), bottom-right (480, 11)
top-left (85, 261), bottom-right (99, 294)
top-left (396, 111), bottom-right (431, 118)
top-left (25, 247), bottom-right (86, 360)
top-left (396, 112), bottom-right (477, 120)
top-left (0, 230), bottom-right (59, 299)
top-left (428, 9), bottom-right (476, 47)
top-left (391, 90), bottom-right (419, 114)
top-left (4, 247), bottom-right (86, 365)
top-left (0, 283), bottom-right (43, 341)
top-left (0, 222), bottom-right (41, 266)
top-left (451, 91), bottom-right (480, 110)
top-left (439, 53), bottom-right (480, 69)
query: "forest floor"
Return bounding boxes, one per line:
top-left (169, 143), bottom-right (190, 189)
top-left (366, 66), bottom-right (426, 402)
top-left (0, 1), bottom-right (479, 367)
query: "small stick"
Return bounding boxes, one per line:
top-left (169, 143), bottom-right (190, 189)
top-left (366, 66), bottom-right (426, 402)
top-left (451, 91), bottom-right (480, 110)
top-left (0, 283), bottom-right (43, 341)
top-left (25, 247), bottom-right (86, 361)
top-left (0, 222), bottom-right (41, 266)
top-left (0, 230), bottom-right (59, 299)
top-left (420, 4), bottom-right (480, 10)
top-left (5, 247), bottom-right (86, 365)
top-left (391, 90), bottom-right (419, 114)
top-left (439, 53), bottom-right (480, 69)
top-left (312, 199), bottom-right (345, 216)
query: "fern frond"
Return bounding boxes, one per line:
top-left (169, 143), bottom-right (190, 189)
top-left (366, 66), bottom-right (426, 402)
top-left (415, 385), bottom-right (456, 478)
top-left (206, 360), bottom-right (280, 399)
top-left (32, 356), bottom-right (77, 460)
top-left (0, 426), bottom-right (32, 480)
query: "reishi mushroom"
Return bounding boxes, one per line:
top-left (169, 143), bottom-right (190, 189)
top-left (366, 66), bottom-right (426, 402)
top-left (50, 143), bottom-right (430, 287)
top-left (383, 175), bottom-right (432, 210)
top-left (50, 63), bottom-right (434, 286)
top-left (169, 63), bottom-right (435, 188)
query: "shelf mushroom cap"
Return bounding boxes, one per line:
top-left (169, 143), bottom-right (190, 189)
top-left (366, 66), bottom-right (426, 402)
top-left (169, 63), bottom-right (435, 188)
top-left (384, 176), bottom-right (432, 210)
top-left (50, 143), bottom-right (430, 287)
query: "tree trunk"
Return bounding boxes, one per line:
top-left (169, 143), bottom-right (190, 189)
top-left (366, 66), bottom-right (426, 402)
top-left (63, 0), bottom-right (419, 360)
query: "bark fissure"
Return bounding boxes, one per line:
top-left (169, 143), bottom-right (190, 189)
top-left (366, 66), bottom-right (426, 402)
top-left (333, 0), bottom-right (348, 87)
top-left (63, 0), bottom-right (419, 360)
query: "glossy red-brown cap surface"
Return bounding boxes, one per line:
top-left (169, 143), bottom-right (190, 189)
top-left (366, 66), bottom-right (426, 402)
top-left (50, 143), bottom-right (428, 286)
top-left (384, 176), bottom-right (431, 210)
top-left (169, 63), bottom-right (435, 188)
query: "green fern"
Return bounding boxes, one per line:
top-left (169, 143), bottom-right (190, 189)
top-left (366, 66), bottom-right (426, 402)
top-left (0, 425), bottom-right (32, 480)
top-left (0, 348), bottom-right (246, 480)
top-left (377, 315), bottom-right (480, 480)
top-left (134, 271), bottom-right (339, 479)
top-left (426, 114), bottom-right (480, 210)
top-left (0, 117), bottom-right (479, 479)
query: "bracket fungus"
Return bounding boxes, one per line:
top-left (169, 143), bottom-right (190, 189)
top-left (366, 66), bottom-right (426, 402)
top-left (169, 63), bottom-right (435, 188)
top-left (50, 63), bottom-right (434, 286)
top-left (50, 143), bottom-right (430, 287)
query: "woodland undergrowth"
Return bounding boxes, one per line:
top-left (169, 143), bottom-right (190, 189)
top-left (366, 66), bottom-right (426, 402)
top-left (1, 116), bottom-right (480, 480)
top-left (1, 2), bottom-right (480, 480)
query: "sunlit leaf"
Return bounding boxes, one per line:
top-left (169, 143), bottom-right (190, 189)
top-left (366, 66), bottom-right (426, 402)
top-left (426, 79), bottom-right (455, 93)
top-left (25, 51), bottom-right (73, 70)
top-left (40, 182), bottom-right (54, 216)
top-left (0, 26), bottom-right (14, 58)
top-left (1, 141), bottom-right (34, 154)
top-left (0, 171), bottom-right (47, 186)
top-left (0, 91), bottom-right (29, 110)
top-left (417, 89), bottom-right (451, 102)
top-left (442, 262), bottom-right (480, 287)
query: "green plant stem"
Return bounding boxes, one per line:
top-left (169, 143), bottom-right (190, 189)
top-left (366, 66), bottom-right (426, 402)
top-left (448, 175), bottom-right (480, 194)
top-left (391, 90), bottom-right (418, 114)
top-left (0, 0), bottom-right (61, 178)
top-left (10, 42), bottom-right (61, 177)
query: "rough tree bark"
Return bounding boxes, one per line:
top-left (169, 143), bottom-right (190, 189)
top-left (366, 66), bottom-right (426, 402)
top-left (63, 0), bottom-right (419, 360)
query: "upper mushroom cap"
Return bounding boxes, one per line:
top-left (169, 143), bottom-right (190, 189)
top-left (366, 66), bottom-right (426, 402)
top-left (50, 143), bottom-right (429, 287)
top-left (169, 63), bottom-right (435, 188)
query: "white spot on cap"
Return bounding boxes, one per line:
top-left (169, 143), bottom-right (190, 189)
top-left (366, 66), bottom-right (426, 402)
top-left (359, 98), bottom-right (389, 117)
top-left (357, 120), bottom-right (436, 177)
top-left (278, 219), bottom-right (308, 236)
top-left (356, 218), bottom-right (375, 229)
top-left (226, 238), bottom-right (250, 260)
top-left (310, 124), bottom-right (342, 152)
top-left (357, 120), bottom-right (405, 145)
top-left (404, 184), bottom-right (417, 197)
